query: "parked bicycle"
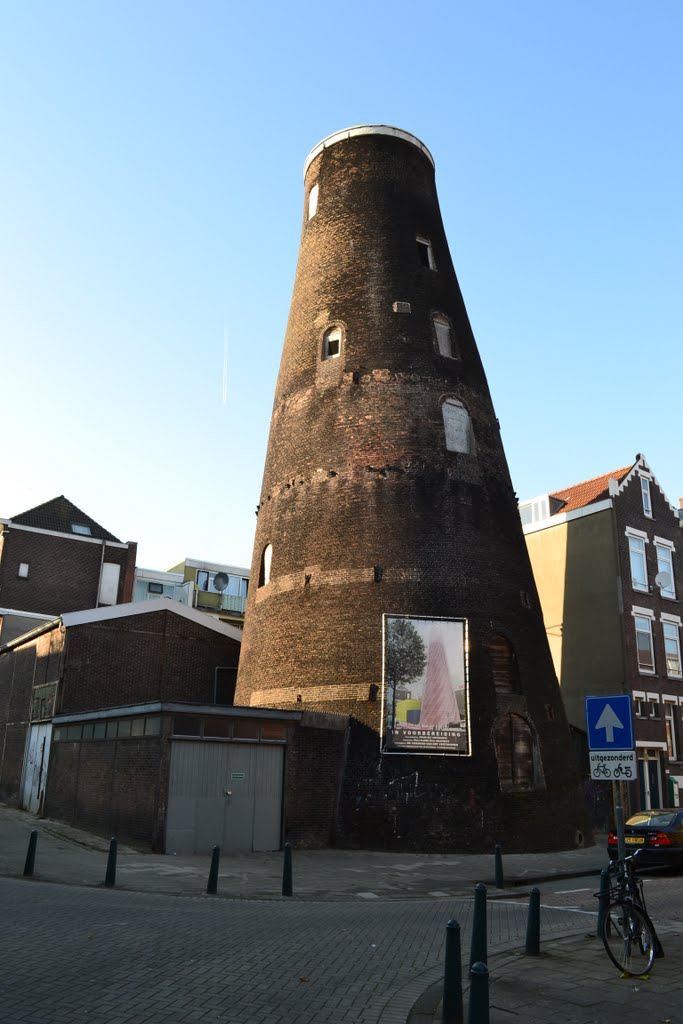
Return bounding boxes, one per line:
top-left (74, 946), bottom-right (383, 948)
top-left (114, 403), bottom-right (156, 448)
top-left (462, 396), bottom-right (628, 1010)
top-left (597, 850), bottom-right (663, 975)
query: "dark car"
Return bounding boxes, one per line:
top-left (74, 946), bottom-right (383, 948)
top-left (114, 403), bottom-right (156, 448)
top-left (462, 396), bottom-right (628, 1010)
top-left (608, 808), bottom-right (683, 869)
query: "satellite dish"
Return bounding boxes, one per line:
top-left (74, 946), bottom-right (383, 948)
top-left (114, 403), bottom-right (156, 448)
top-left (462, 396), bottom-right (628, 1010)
top-left (213, 572), bottom-right (229, 592)
top-left (655, 571), bottom-right (672, 592)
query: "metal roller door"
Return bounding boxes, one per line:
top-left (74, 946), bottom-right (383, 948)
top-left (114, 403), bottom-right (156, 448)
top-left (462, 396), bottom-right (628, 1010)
top-left (166, 741), bottom-right (283, 855)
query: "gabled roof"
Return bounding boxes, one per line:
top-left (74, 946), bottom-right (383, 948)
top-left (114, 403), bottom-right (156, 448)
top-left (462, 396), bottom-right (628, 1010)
top-left (0, 598), bottom-right (243, 654)
top-left (549, 465), bottom-right (633, 513)
top-left (8, 496), bottom-right (121, 542)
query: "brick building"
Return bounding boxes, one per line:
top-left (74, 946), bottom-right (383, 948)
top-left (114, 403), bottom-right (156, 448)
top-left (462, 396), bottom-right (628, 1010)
top-left (520, 455), bottom-right (683, 815)
top-left (0, 495), bottom-right (137, 642)
top-left (0, 599), bottom-right (345, 850)
top-left (236, 125), bottom-right (588, 853)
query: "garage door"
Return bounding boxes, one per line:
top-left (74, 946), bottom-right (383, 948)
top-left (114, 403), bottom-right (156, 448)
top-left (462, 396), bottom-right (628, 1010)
top-left (166, 741), bottom-right (284, 855)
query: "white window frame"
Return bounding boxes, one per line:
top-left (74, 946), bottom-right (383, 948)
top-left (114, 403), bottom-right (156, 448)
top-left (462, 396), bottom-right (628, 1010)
top-left (416, 235), bottom-right (436, 270)
top-left (259, 544), bottom-right (272, 587)
top-left (664, 700), bottom-right (679, 760)
top-left (433, 312), bottom-right (454, 358)
top-left (322, 327), bottom-right (342, 360)
top-left (646, 691), bottom-right (660, 718)
top-left (71, 523), bottom-right (92, 536)
top-left (662, 618), bottom-right (682, 678)
top-left (98, 562), bottom-right (121, 606)
top-left (308, 182), bottom-right (319, 220)
top-left (654, 538), bottom-right (676, 599)
top-left (626, 529), bottom-right (649, 592)
top-left (633, 690), bottom-right (646, 717)
top-left (633, 610), bottom-right (656, 674)
top-left (442, 398), bottom-right (473, 454)
top-left (641, 476), bottom-right (653, 518)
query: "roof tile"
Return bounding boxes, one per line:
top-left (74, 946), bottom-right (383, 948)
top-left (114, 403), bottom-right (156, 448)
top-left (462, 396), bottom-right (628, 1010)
top-left (550, 465), bottom-right (633, 513)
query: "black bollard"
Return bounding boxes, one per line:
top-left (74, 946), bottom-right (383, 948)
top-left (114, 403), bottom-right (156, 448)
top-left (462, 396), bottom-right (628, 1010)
top-left (468, 962), bottom-right (489, 1024)
top-left (494, 844), bottom-right (504, 889)
top-left (23, 829), bottom-right (38, 877)
top-left (442, 919), bottom-right (464, 1024)
top-left (282, 842), bottom-right (293, 897)
top-left (525, 886), bottom-right (541, 955)
top-left (470, 883), bottom-right (487, 968)
top-left (104, 837), bottom-right (117, 887)
top-left (597, 866), bottom-right (610, 938)
top-left (207, 845), bottom-right (220, 895)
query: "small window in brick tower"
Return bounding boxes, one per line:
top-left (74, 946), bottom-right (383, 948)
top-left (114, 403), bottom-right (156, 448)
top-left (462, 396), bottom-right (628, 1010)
top-left (323, 327), bottom-right (341, 360)
top-left (494, 714), bottom-right (537, 789)
top-left (308, 182), bottom-right (319, 220)
top-left (433, 313), bottom-right (454, 358)
top-left (259, 543), bottom-right (273, 587)
top-left (442, 398), bottom-right (473, 454)
top-left (489, 635), bottom-right (520, 698)
top-left (416, 235), bottom-right (435, 269)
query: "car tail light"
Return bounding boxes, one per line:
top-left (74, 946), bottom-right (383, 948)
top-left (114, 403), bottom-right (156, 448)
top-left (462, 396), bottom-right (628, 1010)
top-left (607, 831), bottom-right (617, 846)
top-left (648, 832), bottom-right (671, 847)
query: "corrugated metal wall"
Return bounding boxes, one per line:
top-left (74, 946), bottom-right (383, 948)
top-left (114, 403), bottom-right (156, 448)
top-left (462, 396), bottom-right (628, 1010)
top-left (166, 741), bottom-right (283, 854)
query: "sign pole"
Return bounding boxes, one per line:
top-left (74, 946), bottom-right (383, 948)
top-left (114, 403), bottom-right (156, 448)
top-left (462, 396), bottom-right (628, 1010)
top-left (614, 781), bottom-right (626, 865)
top-left (618, 782), bottom-right (626, 864)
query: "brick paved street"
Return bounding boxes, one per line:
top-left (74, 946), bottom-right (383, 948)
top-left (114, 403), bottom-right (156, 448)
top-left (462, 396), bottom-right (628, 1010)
top-left (0, 878), bottom-right (590, 1024)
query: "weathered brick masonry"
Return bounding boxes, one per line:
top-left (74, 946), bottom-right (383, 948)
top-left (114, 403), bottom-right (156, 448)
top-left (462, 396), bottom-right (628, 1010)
top-left (0, 495), bottom-right (136, 619)
top-left (0, 630), bottom-right (63, 803)
top-left (236, 126), bottom-right (588, 852)
top-left (57, 611), bottom-right (239, 714)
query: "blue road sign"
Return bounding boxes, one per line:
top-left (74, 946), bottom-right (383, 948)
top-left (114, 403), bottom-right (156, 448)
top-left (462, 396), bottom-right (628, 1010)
top-left (585, 695), bottom-right (634, 751)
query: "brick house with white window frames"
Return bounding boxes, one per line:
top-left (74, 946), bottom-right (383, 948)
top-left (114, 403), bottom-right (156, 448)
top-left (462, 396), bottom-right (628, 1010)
top-left (520, 455), bottom-right (683, 817)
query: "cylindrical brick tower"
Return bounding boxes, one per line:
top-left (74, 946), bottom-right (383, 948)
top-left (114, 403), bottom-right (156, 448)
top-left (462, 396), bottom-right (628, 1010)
top-left (237, 126), bottom-right (588, 852)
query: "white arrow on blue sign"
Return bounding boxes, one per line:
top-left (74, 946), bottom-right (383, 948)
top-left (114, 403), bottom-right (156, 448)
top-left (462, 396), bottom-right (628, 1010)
top-left (585, 695), bottom-right (634, 751)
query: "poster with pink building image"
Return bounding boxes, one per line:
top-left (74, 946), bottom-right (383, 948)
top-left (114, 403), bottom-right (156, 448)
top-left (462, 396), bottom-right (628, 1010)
top-left (383, 615), bottom-right (470, 755)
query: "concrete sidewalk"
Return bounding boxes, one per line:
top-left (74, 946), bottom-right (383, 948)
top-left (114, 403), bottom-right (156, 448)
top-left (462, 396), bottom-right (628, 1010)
top-left (411, 927), bottom-right (683, 1023)
top-left (0, 803), bottom-right (608, 899)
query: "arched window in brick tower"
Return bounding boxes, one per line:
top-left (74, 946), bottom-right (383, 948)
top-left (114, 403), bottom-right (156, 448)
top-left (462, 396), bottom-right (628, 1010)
top-left (489, 635), bottom-right (521, 698)
top-left (308, 182), bottom-right (319, 220)
top-left (442, 398), bottom-right (473, 454)
top-left (322, 326), bottom-right (342, 360)
top-left (494, 713), bottom-right (537, 790)
top-left (258, 544), bottom-right (273, 587)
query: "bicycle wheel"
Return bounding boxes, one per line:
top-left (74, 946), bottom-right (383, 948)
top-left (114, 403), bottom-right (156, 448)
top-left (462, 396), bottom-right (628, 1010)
top-left (602, 901), bottom-right (656, 975)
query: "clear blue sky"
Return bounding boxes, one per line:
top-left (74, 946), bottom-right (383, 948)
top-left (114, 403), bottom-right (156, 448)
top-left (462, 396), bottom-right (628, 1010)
top-left (2, 1), bottom-right (681, 571)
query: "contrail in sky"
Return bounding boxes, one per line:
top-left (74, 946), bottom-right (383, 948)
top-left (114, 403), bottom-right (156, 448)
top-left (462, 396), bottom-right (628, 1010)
top-left (221, 329), bottom-right (228, 405)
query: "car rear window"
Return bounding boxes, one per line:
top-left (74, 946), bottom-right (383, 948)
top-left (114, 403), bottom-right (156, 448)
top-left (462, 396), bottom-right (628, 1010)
top-left (627, 812), bottom-right (679, 829)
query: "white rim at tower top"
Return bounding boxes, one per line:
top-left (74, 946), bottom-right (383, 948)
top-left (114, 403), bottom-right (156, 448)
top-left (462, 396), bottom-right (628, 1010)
top-left (303, 125), bottom-right (435, 178)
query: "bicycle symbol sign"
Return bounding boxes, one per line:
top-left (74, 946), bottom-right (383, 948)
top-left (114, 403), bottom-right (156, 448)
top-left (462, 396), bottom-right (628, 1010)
top-left (589, 749), bottom-right (637, 781)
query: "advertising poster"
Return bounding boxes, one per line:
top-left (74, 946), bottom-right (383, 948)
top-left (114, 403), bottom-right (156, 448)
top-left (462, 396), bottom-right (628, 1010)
top-left (382, 615), bottom-right (470, 755)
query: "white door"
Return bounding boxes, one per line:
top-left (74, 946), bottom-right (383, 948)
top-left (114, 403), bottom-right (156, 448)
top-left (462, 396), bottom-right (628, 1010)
top-left (21, 723), bottom-right (52, 813)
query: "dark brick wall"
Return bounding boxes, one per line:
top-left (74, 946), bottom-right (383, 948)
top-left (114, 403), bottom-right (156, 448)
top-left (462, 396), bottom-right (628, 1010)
top-left (0, 631), bottom-right (64, 802)
top-left (0, 527), bottom-right (136, 617)
top-left (46, 733), bottom-right (163, 849)
top-left (283, 712), bottom-right (348, 848)
top-left (58, 610), bottom-right (241, 714)
top-left (236, 129), bottom-right (587, 852)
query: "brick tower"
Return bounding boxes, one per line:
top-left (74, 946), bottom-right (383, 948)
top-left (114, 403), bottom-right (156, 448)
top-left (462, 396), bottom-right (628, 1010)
top-left (236, 126), bottom-right (587, 852)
